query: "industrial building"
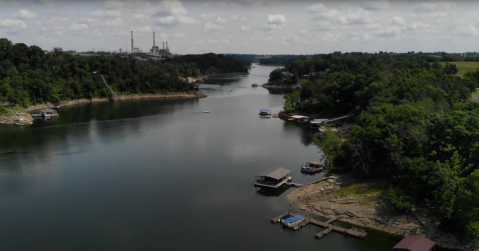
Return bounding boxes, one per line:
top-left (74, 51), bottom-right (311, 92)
top-left (150, 32), bottom-right (173, 58)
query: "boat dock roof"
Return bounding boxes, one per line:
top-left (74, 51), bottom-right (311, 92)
top-left (256, 167), bottom-right (291, 180)
top-left (40, 108), bottom-right (56, 112)
top-left (260, 109), bottom-right (271, 112)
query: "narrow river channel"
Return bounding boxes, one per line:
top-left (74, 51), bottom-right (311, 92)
top-left (0, 64), bottom-right (400, 251)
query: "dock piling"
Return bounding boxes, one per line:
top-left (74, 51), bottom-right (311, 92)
top-left (270, 212), bottom-right (368, 239)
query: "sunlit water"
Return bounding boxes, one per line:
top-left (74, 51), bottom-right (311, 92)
top-left (0, 64), bottom-right (400, 251)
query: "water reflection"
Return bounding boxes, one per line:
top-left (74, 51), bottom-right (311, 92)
top-left (255, 186), bottom-right (290, 197)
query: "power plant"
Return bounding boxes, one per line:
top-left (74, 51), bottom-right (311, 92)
top-left (150, 32), bottom-right (173, 57)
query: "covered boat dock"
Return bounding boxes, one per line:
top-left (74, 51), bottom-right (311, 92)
top-left (259, 109), bottom-right (272, 117)
top-left (254, 168), bottom-right (292, 188)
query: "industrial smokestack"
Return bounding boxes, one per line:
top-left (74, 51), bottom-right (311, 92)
top-left (166, 41), bottom-right (168, 50)
top-left (131, 31), bottom-right (134, 54)
top-left (153, 32), bottom-right (155, 47)
top-left (163, 41), bottom-right (164, 50)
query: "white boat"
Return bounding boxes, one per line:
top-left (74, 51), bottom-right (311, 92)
top-left (37, 109), bottom-right (59, 117)
top-left (203, 111), bottom-right (210, 113)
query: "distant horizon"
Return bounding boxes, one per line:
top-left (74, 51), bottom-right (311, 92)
top-left (4, 36), bottom-right (478, 56)
top-left (1, 1), bottom-right (478, 54)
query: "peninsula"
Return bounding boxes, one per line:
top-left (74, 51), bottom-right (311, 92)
top-left (0, 38), bottom-right (250, 125)
top-left (272, 52), bottom-right (479, 250)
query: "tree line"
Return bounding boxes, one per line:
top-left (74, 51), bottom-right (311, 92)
top-left (276, 53), bottom-right (479, 238)
top-left (0, 38), bottom-right (250, 107)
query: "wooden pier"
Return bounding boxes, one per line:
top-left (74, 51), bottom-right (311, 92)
top-left (271, 213), bottom-right (367, 239)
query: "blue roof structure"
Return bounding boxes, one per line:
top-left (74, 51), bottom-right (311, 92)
top-left (283, 215), bottom-right (304, 224)
top-left (260, 109), bottom-right (271, 112)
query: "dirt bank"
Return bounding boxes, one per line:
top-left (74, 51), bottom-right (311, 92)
top-left (25, 92), bottom-right (207, 112)
top-left (287, 175), bottom-right (478, 251)
top-left (0, 112), bottom-right (34, 126)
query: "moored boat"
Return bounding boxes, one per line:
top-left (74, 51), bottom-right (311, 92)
top-left (259, 109), bottom-right (271, 116)
top-left (301, 161), bottom-right (324, 173)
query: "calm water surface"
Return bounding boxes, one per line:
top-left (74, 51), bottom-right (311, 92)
top-left (0, 64), bottom-right (400, 251)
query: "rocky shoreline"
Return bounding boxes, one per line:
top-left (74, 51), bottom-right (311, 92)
top-left (287, 175), bottom-right (478, 251)
top-left (261, 83), bottom-right (300, 89)
top-left (1, 92), bottom-right (207, 126)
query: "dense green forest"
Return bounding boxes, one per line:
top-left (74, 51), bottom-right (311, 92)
top-left (259, 55), bottom-right (309, 66)
top-left (278, 53), bottom-right (479, 238)
top-left (0, 38), bottom-right (249, 107)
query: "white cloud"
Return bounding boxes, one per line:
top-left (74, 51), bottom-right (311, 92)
top-left (178, 16), bottom-right (197, 24)
top-left (306, 3), bottom-right (327, 13)
top-left (231, 15), bottom-right (246, 21)
top-left (376, 26), bottom-right (401, 38)
top-left (413, 1), bottom-right (457, 13)
top-left (360, 1), bottom-right (390, 11)
top-left (216, 16), bottom-right (227, 23)
top-left (282, 33), bottom-right (298, 45)
top-left (0, 19), bottom-right (27, 29)
top-left (105, 18), bottom-right (124, 26)
top-left (264, 14), bottom-right (287, 30)
top-left (157, 15), bottom-right (197, 25)
top-left (266, 14), bottom-right (287, 25)
top-left (70, 23), bottom-right (88, 31)
top-left (201, 12), bottom-right (217, 19)
top-left (156, 0), bottom-right (187, 15)
top-left (132, 26), bottom-right (151, 33)
top-left (36, 35), bottom-right (46, 44)
top-left (18, 9), bottom-right (37, 19)
top-left (391, 17), bottom-right (405, 26)
top-left (133, 13), bottom-right (149, 20)
top-left (204, 22), bottom-right (223, 32)
top-left (92, 10), bottom-right (121, 17)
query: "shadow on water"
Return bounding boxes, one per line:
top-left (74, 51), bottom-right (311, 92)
top-left (255, 186), bottom-right (290, 197)
top-left (282, 120), bottom-right (316, 147)
top-left (267, 89), bottom-right (294, 95)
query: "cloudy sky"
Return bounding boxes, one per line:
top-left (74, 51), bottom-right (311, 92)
top-left (0, 0), bottom-right (478, 54)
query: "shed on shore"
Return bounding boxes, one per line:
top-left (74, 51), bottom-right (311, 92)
top-left (393, 236), bottom-right (436, 251)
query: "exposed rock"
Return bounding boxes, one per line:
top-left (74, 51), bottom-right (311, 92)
top-left (287, 175), bottom-right (478, 251)
top-left (0, 113), bottom-right (33, 126)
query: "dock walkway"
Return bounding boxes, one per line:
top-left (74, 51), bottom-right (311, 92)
top-left (271, 213), bottom-right (367, 239)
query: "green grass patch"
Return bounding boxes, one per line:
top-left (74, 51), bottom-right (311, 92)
top-left (473, 89), bottom-right (479, 96)
top-left (329, 183), bottom-right (386, 202)
top-left (439, 62), bottom-right (479, 75)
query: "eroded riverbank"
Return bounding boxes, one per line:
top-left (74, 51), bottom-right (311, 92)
top-left (0, 92), bottom-right (207, 126)
top-left (25, 92), bottom-right (208, 112)
top-left (287, 175), bottom-right (478, 251)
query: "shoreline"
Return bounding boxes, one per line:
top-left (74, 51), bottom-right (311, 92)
top-left (0, 92), bottom-right (207, 126)
top-left (286, 175), bottom-right (478, 251)
top-left (261, 83), bottom-right (300, 89)
top-left (25, 92), bottom-right (207, 112)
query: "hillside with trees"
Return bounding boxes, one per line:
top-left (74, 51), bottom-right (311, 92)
top-left (0, 38), bottom-right (250, 108)
top-left (277, 52), bottom-right (479, 238)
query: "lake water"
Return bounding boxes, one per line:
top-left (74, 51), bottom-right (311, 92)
top-left (0, 64), bottom-right (400, 251)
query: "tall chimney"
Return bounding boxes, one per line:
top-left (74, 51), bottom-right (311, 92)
top-left (153, 32), bottom-right (155, 47)
top-left (131, 31), bottom-right (134, 54)
top-left (163, 41), bottom-right (164, 50)
top-left (166, 41), bottom-right (168, 50)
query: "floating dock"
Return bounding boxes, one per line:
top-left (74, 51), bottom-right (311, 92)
top-left (271, 212), bottom-right (367, 239)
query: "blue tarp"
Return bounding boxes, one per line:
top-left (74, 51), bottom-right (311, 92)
top-left (260, 109), bottom-right (271, 113)
top-left (283, 215), bottom-right (304, 224)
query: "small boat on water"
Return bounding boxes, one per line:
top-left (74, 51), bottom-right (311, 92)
top-left (251, 83), bottom-right (258, 87)
top-left (301, 161), bottom-right (324, 174)
top-left (259, 109), bottom-right (271, 117)
top-left (33, 109), bottom-right (59, 117)
top-left (203, 111), bottom-right (210, 113)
